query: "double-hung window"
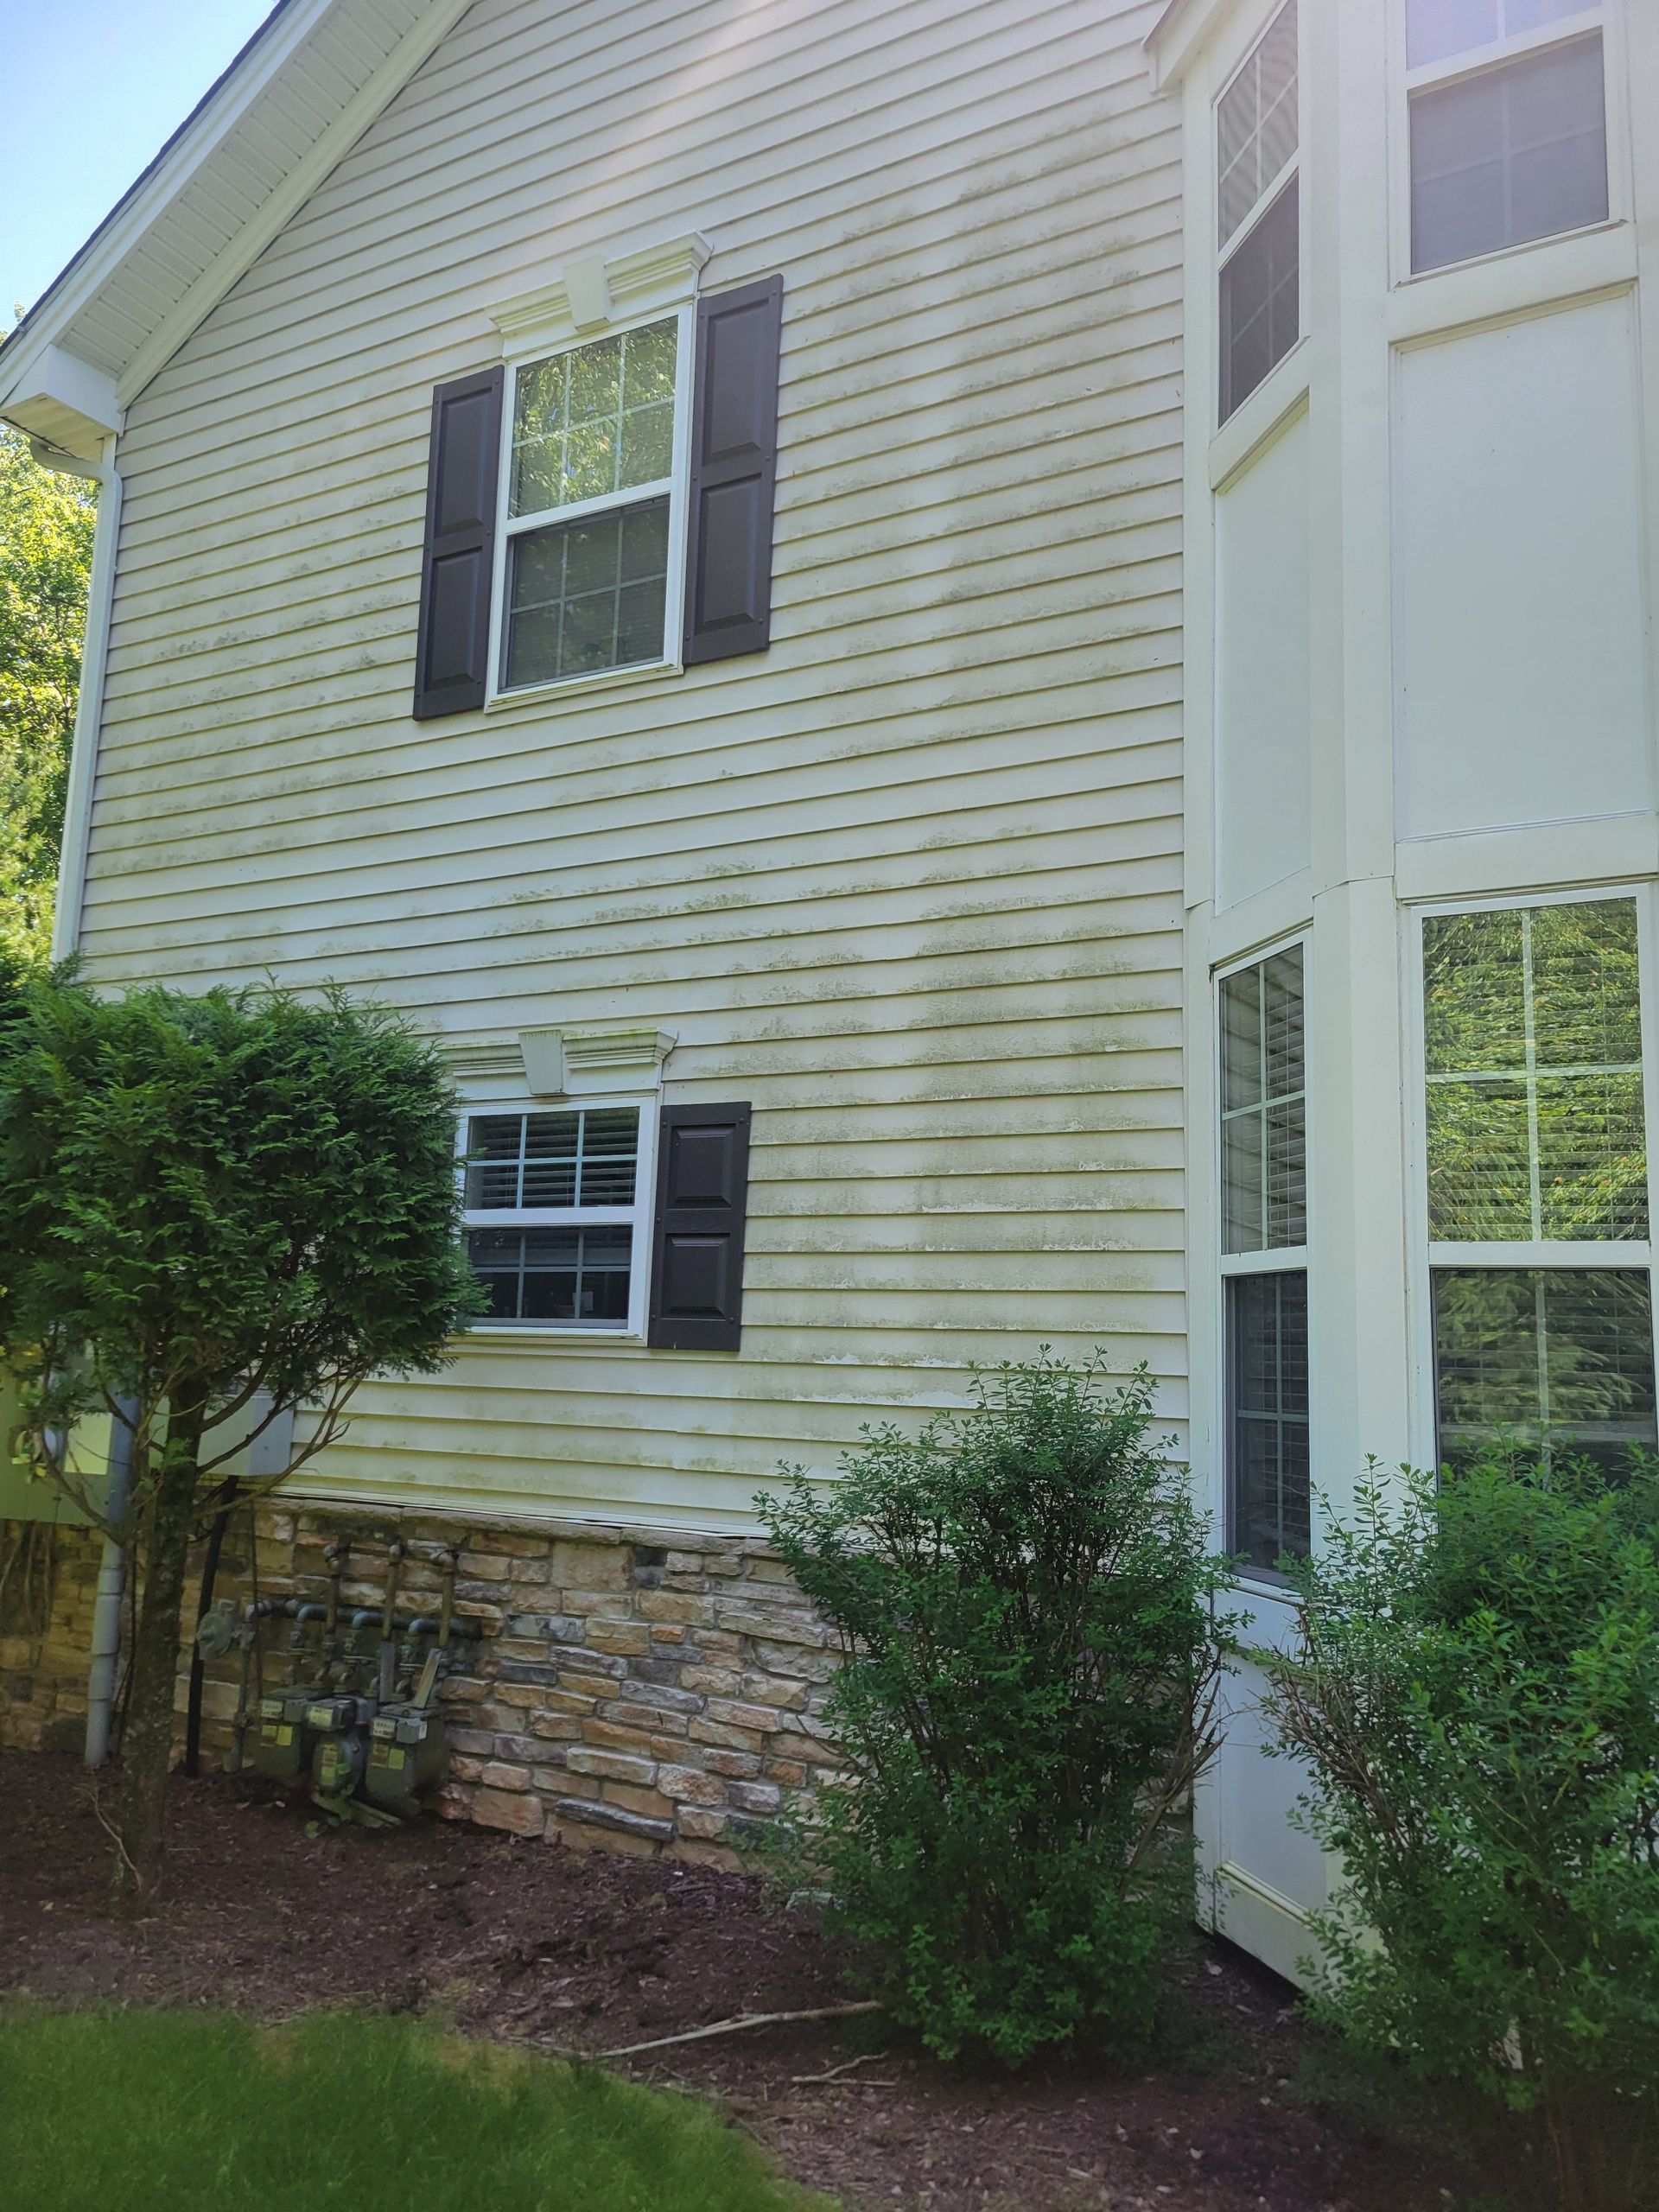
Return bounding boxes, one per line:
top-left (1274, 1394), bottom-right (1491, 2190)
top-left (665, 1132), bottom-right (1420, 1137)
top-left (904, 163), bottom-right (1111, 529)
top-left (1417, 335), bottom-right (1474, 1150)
top-left (1217, 0), bottom-right (1300, 424)
top-left (1219, 943), bottom-right (1310, 1573)
top-left (1419, 893), bottom-right (1657, 1472)
top-left (1404, 1), bottom-right (1609, 273)
top-left (461, 1104), bottom-right (651, 1334)
top-left (499, 316), bottom-right (688, 693)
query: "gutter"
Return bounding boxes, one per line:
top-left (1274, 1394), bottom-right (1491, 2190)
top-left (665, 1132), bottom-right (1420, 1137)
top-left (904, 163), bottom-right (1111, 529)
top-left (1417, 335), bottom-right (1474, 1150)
top-left (50, 438), bottom-right (123, 963)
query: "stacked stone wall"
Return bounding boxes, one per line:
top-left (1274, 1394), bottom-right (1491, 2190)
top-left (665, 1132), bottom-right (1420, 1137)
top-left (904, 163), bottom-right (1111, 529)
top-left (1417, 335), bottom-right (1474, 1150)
top-left (0, 1522), bottom-right (104, 1755)
top-left (0, 1502), bottom-right (840, 1868)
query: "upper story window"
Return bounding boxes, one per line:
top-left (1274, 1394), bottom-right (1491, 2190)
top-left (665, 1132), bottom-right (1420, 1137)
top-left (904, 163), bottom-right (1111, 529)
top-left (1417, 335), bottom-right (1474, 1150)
top-left (1405, 1), bottom-right (1609, 273)
top-left (502, 319), bottom-right (683, 691)
top-left (1419, 895), bottom-right (1656, 1472)
top-left (1219, 943), bottom-right (1311, 1573)
top-left (1217, 0), bottom-right (1300, 423)
top-left (410, 270), bottom-right (784, 721)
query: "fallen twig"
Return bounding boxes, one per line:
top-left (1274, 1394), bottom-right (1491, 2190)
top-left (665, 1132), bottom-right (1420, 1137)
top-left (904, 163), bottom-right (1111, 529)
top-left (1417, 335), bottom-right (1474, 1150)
top-left (593, 1999), bottom-right (883, 2059)
top-left (791, 2050), bottom-right (891, 2085)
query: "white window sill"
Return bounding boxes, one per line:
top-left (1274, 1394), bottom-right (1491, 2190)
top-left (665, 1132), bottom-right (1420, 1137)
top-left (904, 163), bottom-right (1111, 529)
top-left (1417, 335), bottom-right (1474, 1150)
top-left (462, 1324), bottom-right (645, 1344)
top-left (485, 656), bottom-right (683, 713)
top-left (1386, 219), bottom-right (1634, 348)
top-left (1209, 335), bottom-right (1310, 492)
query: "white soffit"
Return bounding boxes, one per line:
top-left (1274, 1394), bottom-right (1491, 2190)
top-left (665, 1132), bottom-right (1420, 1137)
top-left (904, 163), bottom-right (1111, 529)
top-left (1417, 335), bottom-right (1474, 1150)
top-left (0, 0), bottom-right (477, 456)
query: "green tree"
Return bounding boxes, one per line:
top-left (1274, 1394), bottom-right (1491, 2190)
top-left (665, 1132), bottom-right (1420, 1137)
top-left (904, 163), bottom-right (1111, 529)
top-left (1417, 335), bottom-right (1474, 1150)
top-left (0, 426), bottom-right (97, 962)
top-left (1261, 1459), bottom-right (1659, 2212)
top-left (0, 969), bottom-right (484, 1903)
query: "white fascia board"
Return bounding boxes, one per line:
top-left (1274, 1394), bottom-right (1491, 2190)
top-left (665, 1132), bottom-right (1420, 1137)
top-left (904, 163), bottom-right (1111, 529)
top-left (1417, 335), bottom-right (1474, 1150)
top-left (1146, 0), bottom-right (1242, 90)
top-left (3, 0), bottom-right (342, 385)
top-left (0, 345), bottom-right (124, 463)
top-left (118, 0), bottom-right (480, 408)
top-left (0, 0), bottom-right (477, 419)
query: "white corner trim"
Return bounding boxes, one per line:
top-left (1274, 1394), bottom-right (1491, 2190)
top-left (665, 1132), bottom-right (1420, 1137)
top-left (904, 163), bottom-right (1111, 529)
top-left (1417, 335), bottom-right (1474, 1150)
top-left (51, 444), bottom-right (123, 963)
top-left (116, 0), bottom-right (479, 410)
top-left (490, 232), bottom-right (713, 358)
top-left (0, 345), bottom-right (124, 464)
top-left (1145, 0), bottom-right (1240, 89)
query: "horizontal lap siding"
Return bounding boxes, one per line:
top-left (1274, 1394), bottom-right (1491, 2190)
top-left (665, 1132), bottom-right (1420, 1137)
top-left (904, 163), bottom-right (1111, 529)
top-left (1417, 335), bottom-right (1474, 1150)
top-left (82, 0), bottom-right (1185, 1529)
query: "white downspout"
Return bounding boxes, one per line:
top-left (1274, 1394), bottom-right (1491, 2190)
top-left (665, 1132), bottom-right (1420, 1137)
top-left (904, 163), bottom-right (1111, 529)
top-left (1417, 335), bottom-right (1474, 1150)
top-left (37, 435), bottom-right (128, 1760)
top-left (50, 436), bottom-right (122, 965)
top-left (84, 1404), bottom-right (137, 1768)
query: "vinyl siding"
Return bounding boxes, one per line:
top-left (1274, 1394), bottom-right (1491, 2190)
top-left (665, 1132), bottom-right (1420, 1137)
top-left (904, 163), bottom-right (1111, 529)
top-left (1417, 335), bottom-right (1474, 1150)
top-left (79, 0), bottom-right (1186, 1529)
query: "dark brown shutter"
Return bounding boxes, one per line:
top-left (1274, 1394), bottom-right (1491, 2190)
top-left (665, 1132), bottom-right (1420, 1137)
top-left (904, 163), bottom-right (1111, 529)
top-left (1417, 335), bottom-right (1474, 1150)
top-left (412, 365), bottom-right (505, 719)
top-left (647, 1103), bottom-right (752, 1351)
top-left (682, 277), bottom-right (783, 665)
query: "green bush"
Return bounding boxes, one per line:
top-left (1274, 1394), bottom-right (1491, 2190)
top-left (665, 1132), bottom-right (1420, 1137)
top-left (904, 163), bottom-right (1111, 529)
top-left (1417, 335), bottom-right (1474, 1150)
top-left (1261, 1456), bottom-right (1659, 2212)
top-left (758, 1353), bottom-right (1234, 2068)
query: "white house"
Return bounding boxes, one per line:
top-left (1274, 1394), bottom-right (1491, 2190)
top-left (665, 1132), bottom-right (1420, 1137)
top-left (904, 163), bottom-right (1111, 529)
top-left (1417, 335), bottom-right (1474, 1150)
top-left (3, 0), bottom-right (1656, 1980)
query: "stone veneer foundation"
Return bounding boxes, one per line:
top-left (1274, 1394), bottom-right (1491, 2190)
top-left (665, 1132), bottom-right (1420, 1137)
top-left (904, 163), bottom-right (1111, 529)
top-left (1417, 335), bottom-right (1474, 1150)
top-left (0, 1503), bottom-right (842, 1868)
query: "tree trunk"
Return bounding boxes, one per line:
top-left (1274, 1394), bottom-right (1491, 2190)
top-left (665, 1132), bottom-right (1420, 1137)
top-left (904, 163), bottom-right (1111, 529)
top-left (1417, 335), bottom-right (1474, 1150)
top-left (111, 1383), bottom-right (207, 1910)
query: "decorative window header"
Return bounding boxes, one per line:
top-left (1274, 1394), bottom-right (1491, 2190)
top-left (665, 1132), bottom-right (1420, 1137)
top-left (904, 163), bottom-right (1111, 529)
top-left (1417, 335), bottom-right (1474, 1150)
top-left (488, 232), bottom-right (714, 358)
top-left (435, 1025), bottom-right (677, 1097)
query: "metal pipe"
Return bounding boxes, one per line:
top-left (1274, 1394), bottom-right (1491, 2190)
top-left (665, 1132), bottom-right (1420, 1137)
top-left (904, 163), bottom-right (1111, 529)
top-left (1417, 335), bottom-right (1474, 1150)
top-left (378, 1541), bottom-right (404, 1705)
top-left (84, 1397), bottom-right (138, 1768)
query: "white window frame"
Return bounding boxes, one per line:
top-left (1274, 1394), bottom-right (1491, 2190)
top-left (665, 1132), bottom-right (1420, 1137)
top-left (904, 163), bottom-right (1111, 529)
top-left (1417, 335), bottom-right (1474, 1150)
top-left (1213, 0), bottom-right (1304, 429)
top-left (1392, 0), bottom-right (1627, 289)
top-left (1402, 881), bottom-right (1659, 1465)
top-left (455, 1095), bottom-right (660, 1341)
top-left (486, 303), bottom-right (697, 709)
top-left (1216, 931), bottom-right (1313, 1582)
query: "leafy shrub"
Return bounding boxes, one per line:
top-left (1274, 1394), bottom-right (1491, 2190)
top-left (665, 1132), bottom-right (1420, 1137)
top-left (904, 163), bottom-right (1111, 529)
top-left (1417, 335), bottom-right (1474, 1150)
top-left (1261, 1455), bottom-right (1659, 2212)
top-left (758, 1353), bottom-right (1234, 2067)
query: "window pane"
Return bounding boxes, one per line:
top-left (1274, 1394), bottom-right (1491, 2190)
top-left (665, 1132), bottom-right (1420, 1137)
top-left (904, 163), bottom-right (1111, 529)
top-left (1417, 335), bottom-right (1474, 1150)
top-left (1423, 899), bottom-right (1646, 1243)
top-left (467, 1226), bottom-right (632, 1327)
top-left (1407, 0), bottom-right (1585, 69)
top-left (464, 1107), bottom-right (639, 1211)
top-left (1410, 36), bottom-right (1607, 274)
top-left (1221, 944), bottom-right (1306, 1254)
top-left (1433, 1268), bottom-right (1656, 1474)
top-left (504, 499), bottom-right (671, 689)
top-left (1229, 1271), bottom-right (1311, 1571)
top-left (1219, 175), bottom-right (1300, 423)
top-left (1217, 0), bottom-right (1299, 249)
top-left (510, 319), bottom-right (678, 518)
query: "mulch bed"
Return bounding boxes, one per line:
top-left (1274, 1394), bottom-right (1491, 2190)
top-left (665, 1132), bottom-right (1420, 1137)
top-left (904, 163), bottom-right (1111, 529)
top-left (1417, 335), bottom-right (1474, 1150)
top-left (1, 1751), bottom-right (1484, 2211)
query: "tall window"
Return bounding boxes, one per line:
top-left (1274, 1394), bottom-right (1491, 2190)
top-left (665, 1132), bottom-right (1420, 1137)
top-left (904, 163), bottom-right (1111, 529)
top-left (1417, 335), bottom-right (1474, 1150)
top-left (461, 1105), bottom-right (648, 1331)
top-left (1217, 1), bottom-right (1300, 423)
top-left (500, 317), bottom-right (683, 691)
top-left (1421, 896), bottom-right (1656, 1471)
top-left (1221, 944), bottom-right (1310, 1571)
top-left (1405, 1), bottom-right (1609, 274)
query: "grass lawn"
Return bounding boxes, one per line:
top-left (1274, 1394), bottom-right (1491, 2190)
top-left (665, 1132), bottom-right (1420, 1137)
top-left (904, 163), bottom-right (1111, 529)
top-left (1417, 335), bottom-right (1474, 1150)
top-left (0, 2005), bottom-right (830, 2211)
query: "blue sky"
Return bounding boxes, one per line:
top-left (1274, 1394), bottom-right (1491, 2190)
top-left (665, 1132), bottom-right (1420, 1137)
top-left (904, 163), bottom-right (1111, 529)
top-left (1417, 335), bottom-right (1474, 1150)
top-left (3, 0), bottom-right (276, 325)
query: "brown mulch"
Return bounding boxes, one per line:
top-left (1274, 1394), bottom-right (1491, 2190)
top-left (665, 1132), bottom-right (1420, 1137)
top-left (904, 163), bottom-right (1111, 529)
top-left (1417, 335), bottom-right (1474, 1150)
top-left (0, 1751), bottom-right (1484, 2211)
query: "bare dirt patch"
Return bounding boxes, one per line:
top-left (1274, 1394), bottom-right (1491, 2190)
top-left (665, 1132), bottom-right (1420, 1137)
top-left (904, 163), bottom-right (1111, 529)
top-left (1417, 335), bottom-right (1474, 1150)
top-left (1, 1752), bottom-right (1484, 2211)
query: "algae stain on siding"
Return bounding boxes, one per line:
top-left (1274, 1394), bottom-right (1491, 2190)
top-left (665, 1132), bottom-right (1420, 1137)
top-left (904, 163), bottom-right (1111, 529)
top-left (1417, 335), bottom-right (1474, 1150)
top-left (81, 0), bottom-right (1185, 1529)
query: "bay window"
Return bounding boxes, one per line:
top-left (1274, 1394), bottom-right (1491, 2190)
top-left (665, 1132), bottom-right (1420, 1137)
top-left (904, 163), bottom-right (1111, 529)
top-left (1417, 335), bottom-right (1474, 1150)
top-left (1404, 1), bottom-right (1610, 274)
top-left (1420, 894), bottom-right (1657, 1471)
top-left (1220, 943), bottom-right (1311, 1572)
